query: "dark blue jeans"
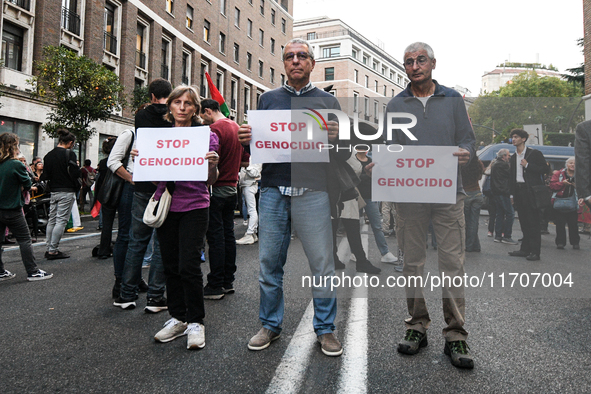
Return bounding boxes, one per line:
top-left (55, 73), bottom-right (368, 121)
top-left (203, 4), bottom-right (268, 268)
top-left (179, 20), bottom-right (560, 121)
top-left (120, 192), bottom-right (166, 299)
top-left (206, 193), bottom-right (237, 289)
top-left (464, 191), bottom-right (483, 251)
top-left (493, 194), bottom-right (515, 239)
top-left (101, 182), bottom-right (134, 278)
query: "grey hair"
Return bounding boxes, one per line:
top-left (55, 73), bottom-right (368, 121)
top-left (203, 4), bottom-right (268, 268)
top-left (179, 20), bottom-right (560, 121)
top-left (496, 148), bottom-right (510, 159)
top-left (565, 156), bottom-right (575, 166)
top-left (283, 38), bottom-right (314, 60)
top-left (17, 153), bottom-right (26, 159)
top-left (404, 42), bottom-right (435, 59)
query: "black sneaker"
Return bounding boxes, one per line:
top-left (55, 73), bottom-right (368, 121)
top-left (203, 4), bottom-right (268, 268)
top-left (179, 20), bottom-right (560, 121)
top-left (444, 340), bottom-right (474, 369)
top-left (222, 285), bottom-right (235, 294)
top-left (27, 269), bottom-right (53, 281)
top-left (145, 297), bottom-right (168, 313)
top-left (0, 270), bottom-right (16, 281)
top-left (113, 296), bottom-right (137, 310)
top-left (397, 329), bottom-right (428, 355)
top-left (46, 251), bottom-right (70, 260)
top-left (356, 260), bottom-right (381, 275)
top-left (203, 286), bottom-right (224, 300)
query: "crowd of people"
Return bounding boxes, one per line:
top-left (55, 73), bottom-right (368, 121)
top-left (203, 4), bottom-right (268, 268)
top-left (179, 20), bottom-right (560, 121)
top-left (2, 38), bottom-right (591, 371)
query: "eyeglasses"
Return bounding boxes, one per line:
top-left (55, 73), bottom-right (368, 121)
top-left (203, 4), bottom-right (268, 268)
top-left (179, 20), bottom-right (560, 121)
top-left (404, 56), bottom-right (429, 67)
top-left (283, 52), bottom-right (311, 61)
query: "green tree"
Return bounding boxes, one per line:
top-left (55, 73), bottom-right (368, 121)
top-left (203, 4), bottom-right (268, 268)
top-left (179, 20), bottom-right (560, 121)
top-left (132, 85), bottom-right (150, 113)
top-left (562, 38), bottom-right (584, 89)
top-left (469, 71), bottom-right (584, 146)
top-left (28, 46), bottom-right (126, 143)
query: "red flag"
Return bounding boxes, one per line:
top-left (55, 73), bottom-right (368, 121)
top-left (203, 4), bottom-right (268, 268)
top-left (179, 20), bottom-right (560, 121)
top-left (205, 72), bottom-right (230, 117)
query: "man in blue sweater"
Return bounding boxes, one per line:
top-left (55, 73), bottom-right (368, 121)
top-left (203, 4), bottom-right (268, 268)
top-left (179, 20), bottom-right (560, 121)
top-left (238, 38), bottom-right (343, 356)
top-left (384, 42), bottom-right (476, 369)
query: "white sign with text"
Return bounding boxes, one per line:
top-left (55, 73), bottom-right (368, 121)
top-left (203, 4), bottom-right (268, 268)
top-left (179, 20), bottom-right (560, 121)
top-left (133, 127), bottom-right (211, 182)
top-left (371, 145), bottom-right (458, 204)
top-left (248, 110), bottom-right (329, 163)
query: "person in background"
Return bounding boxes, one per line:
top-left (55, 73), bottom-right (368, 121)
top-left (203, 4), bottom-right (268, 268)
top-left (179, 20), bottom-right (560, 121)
top-left (549, 157), bottom-right (580, 249)
top-left (461, 157), bottom-right (485, 252)
top-left (491, 149), bottom-right (518, 245)
top-left (94, 137), bottom-right (116, 235)
top-left (79, 159), bottom-right (96, 211)
top-left (483, 160), bottom-right (496, 238)
top-left (41, 128), bottom-right (79, 260)
top-left (236, 159), bottom-right (262, 245)
top-left (0, 133), bottom-right (53, 281)
top-left (150, 86), bottom-right (219, 350)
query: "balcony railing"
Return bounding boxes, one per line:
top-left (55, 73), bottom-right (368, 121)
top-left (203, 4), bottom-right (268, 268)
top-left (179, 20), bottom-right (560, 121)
top-left (161, 64), bottom-right (169, 80)
top-left (104, 31), bottom-right (118, 55)
top-left (135, 50), bottom-right (146, 69)
top-left (61, 7), bottom-right (81, 36)
top-left (8, 0), bottom-right (30, 11)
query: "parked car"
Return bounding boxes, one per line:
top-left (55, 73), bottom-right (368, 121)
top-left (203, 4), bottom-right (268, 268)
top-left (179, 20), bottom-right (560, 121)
top-left (477, 143), bottom-right (575, 172)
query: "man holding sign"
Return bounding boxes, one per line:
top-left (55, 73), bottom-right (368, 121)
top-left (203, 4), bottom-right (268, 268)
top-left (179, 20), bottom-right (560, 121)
top-left (382, 42), bottom-right (476, 369)
top-left (238, 38), bottom-right (345, 357)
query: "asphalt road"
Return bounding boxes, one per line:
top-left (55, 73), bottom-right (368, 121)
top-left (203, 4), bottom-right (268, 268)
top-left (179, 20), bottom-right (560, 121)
top-left (1, 214), bottom-right (591, 393)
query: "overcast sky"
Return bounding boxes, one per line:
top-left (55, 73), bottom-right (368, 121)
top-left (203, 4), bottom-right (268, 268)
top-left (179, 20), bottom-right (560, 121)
top-left (294, 0), bottom-right (585, 96)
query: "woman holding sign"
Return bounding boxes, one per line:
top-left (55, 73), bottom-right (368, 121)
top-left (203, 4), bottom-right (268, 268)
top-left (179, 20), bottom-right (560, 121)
top-left (152, 86), bottom-right (220, 350)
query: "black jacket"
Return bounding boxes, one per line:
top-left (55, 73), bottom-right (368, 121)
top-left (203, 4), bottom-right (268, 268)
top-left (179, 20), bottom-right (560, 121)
top-left (41, 147), bottom-right (80, 192)
top-left (491, 159), bottom-right (511, 196)
top-left (509, 147), bottom-right (549, 194)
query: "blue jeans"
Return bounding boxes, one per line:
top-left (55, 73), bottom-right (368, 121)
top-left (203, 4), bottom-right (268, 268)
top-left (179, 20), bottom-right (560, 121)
top-left (493, 194), bottom-right (514, 239)
top-left (464, 191), bottom-right (483, 252)
top-left (361, 199), bottom-right (389, 256)
top-left (258, 187), bottom-right (337, 336)
top-left (101, 182), bottom-right (134, 278)
top-left (120, 192), bottom-right (166, 299)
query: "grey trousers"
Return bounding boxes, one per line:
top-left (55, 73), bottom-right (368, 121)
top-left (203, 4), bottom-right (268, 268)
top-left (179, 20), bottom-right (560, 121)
top-left (45, 192), bottom-right (75, 253)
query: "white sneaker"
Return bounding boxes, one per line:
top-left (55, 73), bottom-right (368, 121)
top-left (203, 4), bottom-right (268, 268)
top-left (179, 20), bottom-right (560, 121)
top-left (154, 317), bottom-right (188, 343)
top-left (236, 234), bottom-right (257, 245)
top-left (0, 270), bottom-right (16, 281)
top-left (381, 252), bottom-right (399, 264)
top-left (350, 254), bottom-right (356, 262)
top-left (186, 323), bottom-right (205, 349)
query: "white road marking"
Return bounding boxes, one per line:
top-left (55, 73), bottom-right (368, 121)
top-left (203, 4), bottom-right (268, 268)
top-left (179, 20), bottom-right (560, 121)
top-left (265, 301), bottom-right (317, 394)
top-left (4, 231), bottom-right (110, 252)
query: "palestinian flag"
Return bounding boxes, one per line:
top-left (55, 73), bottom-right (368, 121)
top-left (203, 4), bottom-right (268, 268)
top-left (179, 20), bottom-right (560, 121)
top-left (205, 71), bottom-right (230, 117)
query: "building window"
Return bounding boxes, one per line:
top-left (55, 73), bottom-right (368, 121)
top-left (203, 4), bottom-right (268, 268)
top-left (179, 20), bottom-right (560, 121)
top-left (244, 86), bottom-right (251, 112)
top-left (322, 46), bottom-right (340, 58)
top-left (364, 75), bottom-right (368, 88)
top-left (182, 51), bottom-right (190, 85)
top-left (136, 23), bottom-right (147, 69)
top-left (260, 0), bottom-right (264, 15)
top-left (382, 66), bottom-right (386, 75)
top-left (256, 92), bottom-right (261, 108)
top-left (2, 23), bottom-right (24, 71)
top-left (270, 68), bottom-right (275, 84)
top-left (364, 97), bottom-right (369, 118)
top-left (216, 70), bottom-right (224, 96)
top-left (62, 0), bottom-right (81, 35)
top-left (270, 38), bottom-right (275, 54)
top-left (259, 29), bottom-right (264, 47)
top-left (374, 100), bottom-right (378, 121)
top-left (258, 60), bottom-right (263, 78)
top-left (390, 71), bottom-right (394, 80)
top-left (246, 52), bottom-right (252, 71)
top-left (383, 85), bottom-right (387, 96)
top-left (204, 20), bottom-right (210, 42)
top-left (219, 32), bottom-right (226, 54)
top-left (220, 0), bottom-right (226, 15)
top-left (281, 74), bottom-right (285, 85)
top-left (307, 32), bottom-right (316, 40)
top-left (104, 3), bottom-right (118, 55)
top-left (325, 67), bottom-right (334, 81)
top-left (362, 55), bottom-right (368, 65)
top-left (391, 89), bottom-right (395, 97)
top-left (161, 38), bottom-right (170, 79)
top-left (374, 80), bottom-right (378, 92)
top-left (281, 18), bottom-right (286, 34)
top-left (233, 43), bottom-right (240, 63)
top-left (354, 69), bottom-right (358, 83)
top-left (271, 8), bottom-right (276, 25)
top-left (372, 61), bottom-right (378, 71)
top-left (353, 92), bottom-right (359, 113)
top-left (352, 48), bottom-right (358, 59)
top-left (397, 75), bottom-right (402, 85)
top-left (166, 0), bottom-right (173, 14)
top-left (200, 62), bottom-right (208, 97)
top-left (234, 7), bottom-right (240, 27)
top-left (186, 5), bottom-right (193, 29)
top-left (231, 79), bottom-right (237, 109)
top-left (0, 117), bottom-right (39, 161)
top-left (247, 19), bottom-right (252, 37)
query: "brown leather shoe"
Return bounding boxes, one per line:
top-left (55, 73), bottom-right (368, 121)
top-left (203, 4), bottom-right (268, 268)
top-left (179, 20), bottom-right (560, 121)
top-left (248, 327), bottom-right (280, 351)
top-left (317, 332), bottom-right (343, 356)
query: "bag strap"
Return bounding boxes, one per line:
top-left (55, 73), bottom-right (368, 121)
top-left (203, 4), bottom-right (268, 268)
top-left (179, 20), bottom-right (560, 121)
top-left (121, 129), bottom-right (135, 170)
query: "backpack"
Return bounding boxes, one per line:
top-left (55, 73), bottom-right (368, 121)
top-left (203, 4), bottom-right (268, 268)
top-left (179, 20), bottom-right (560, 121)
top-left (482, 175), bottom-right (492, 197)
top-left (85, 169), bottom-right (96, 187)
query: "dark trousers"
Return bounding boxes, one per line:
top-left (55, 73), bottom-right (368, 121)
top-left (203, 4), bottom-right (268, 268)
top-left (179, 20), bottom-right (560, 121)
top-left (514, 184), bottom-right (541, 255)
top-left (555, 210), bottom-right (580, 246)
top-left (206, 194), bottom-right (237, 289)
top-left (0, 209), bottom-right (38, 274)
top-left (157, 208), bottom-right (208, 324)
